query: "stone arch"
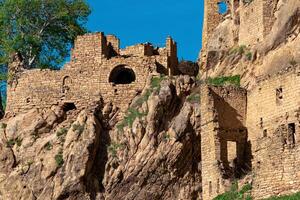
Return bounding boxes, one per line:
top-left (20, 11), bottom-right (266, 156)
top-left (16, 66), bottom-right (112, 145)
top-left (62, 76), bottom-right (72, 93)
top-left (109, 65), bottom-right (136, 84)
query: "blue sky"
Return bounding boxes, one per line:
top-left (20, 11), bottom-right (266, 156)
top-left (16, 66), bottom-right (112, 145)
top-left (87, 0), bottom-right (204, 61)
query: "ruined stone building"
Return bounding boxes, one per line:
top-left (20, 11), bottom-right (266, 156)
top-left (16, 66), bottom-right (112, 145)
top-left (200, 65), bottom-right (300, 200)
top-left (6, 33), bottom-right (178, 117)
top-left (2, 0), bottom-right (299, 199)
top-left (200, 0), bottom-right (278, 69)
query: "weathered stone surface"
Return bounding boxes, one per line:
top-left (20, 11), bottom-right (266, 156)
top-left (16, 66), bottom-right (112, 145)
top-left (199, 0), bottom-right (300, 90)
top-left (0, 76), bottom-right (202, 200)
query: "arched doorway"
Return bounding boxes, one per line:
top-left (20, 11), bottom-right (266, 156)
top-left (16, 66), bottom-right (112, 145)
top-left (109, 65), bottom-right (136, 84)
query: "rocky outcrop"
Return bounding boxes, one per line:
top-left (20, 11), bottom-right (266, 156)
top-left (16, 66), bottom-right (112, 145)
top-left (0, 75), bottom-right (202, 200)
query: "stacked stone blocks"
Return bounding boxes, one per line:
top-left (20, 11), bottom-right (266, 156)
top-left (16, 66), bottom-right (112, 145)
top-left (6, 33), bottom-right (178, 117)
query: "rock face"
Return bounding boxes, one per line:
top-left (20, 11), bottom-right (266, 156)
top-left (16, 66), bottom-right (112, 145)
top-left (0, 76), bottom-right (202, 200)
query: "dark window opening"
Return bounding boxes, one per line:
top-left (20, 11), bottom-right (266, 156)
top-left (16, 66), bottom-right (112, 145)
top-left (288, 123), bottom-right (296, 145)
top-left (260, 118), bottom-right (263, 128)
top-left (276, 87), bottom-right (283, 105)
top-left (26, 97), bottom-right (31, 103)
top-left (62, 103), bottom-right (76, 112)
top-left (218, 1), bottom-right (228, 15)
top-left (263, 129), bottom-right (267, 137)
top-left (209, 181), bottom-right (212, 195)
top-left (109, 65), bottom-right (136, 84)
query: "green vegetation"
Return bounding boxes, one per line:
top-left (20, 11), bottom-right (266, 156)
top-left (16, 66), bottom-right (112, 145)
top-left (243, 0), bottom-right (254, 4)
top-left (1, 123), bottom-right (7, 129)
top-left (215, 183), bottom-right (300, 200)
top-left (245, 52), bottom-right (252, 61)
top-left (55, 151), bottom-right (64, 167)
top-left (208, 75), bottom-right (241, 87)
top-left (0, 0), bottom-right (91, 69)
top-left (214, 182), bottom-right (252, 200)
top-left (31, 132), bottom-right (40, 142)
top-left (108, 142), bottom-right (122, 158)
top-left (229, 45), bottom-right (253, 61)
top-left (264, 192), bottom-right (300, 200)
top-left (56, 127), bottom-right (69, 143)
top-left (117, 75), bottom-right (165, 133)
top-left (229, 45), bottom-right (247, 55)
top-left (6, 139), bottom-right (15, 148)
top-left (150, 75), bottom-right (165, 91)
top-left (56, 127), bottom-right (68, 137)
top-left (132, 89), bottom-right (151, 108)
top-left (187, 93), bottom-right (200, 103)
top-left (163, 133), bottom-right (171, 141)
top-left (6, 137), bottom-right (22, 147)
top-left (27, 160), bottom-right (34, 166)
top-left (16, 137), bottom-right (22, 146)
top-left (117, 107), bottom-right (147, 132)
top-left (72, 123), bottom-right (85, 135)
top-left (44, 142), bottom-right (53, 151)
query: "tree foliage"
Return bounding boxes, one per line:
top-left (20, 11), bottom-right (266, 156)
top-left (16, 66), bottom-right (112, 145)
top-left (0, 0), bottom-right (91, 69)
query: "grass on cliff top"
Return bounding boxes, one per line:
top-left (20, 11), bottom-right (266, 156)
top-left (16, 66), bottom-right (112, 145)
top-left (214, 182), bottom-right (300, 200)
top-left (214, 182), bottom-right (252, 200)
top-left (264, 192), bottom-right (300, 200)
top-left (187, 93), bottom-right (200, 103)
top-left (208, 75), bottom-right (241, 87)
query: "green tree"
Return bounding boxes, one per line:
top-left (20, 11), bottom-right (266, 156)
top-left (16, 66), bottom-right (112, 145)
top-left (0, 0), bottom-right (91, 69)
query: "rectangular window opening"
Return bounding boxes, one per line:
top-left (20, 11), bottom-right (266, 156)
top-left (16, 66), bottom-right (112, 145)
top-left (227, 141), bottom-right (237, 166)
top-left (209, 181), bottom-right (212, 196)
top-left (263, 129), bottom-right (267, 137)
top-left (288, 123), bottom-right (296, 145)
top-left (260, 118), bottom-right (263, 128)
top-left (276, 87), bottom-right (283, 105)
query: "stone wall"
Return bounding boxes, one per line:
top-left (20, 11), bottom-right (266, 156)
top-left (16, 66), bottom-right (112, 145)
top-left (200, 85), bottom-right (248, 200)
top-left (200, 66), bottom-right (300, 199)
top-left (247, 66), bottom-right (300, 199)
top-left (201, 0), bottom-right (223, 57)
top-left (200, 0), bottom-right (223, 69)
top-left (246, 66), bottom-right (300, 147)
top-left (239, 0), bottom-right (276, 46)
top-left (239, 0), bottom-right (265, 45)
top-left (6, 33), bottom-right (178, 117)
top-left (200, 0), bottom-right (277, 69)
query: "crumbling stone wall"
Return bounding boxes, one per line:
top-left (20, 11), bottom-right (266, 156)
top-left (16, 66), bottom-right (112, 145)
top-left (239, 0), bottom-right (265, 45)
top-left (6, 33), bottom-right (178, 117)
top-left (200, 0), bottom-right (277, 70)
top-left (247, 66), bottom-right (300, 199)
top-left (239, 0), bottom-right (276, 46)
top-left (200, 66), bottom-right (300, 199)
top-left (247, 66), bottom-right (300, 147)
top-left (200, 85), bottom-right (248, 200)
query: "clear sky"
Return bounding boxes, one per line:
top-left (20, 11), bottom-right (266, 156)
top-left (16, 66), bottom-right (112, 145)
top-left (87, 0), bottom-right (204, 61)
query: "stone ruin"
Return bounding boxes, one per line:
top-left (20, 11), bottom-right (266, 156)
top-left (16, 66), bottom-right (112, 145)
top-left (5, 32), bottom-right (178, 117)
top-left (200, 65), bottom-right (300, 200)
top-left (200, 0), bottom-right (278, 69)
top-left (3, 0), bottom-right (300, 199)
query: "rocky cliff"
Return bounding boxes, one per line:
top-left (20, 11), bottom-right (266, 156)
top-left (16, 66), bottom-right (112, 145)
top-left (0, 76), bottom-right (202, 200)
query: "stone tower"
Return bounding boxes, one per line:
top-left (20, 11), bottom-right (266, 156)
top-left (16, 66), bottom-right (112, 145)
top-left (200, 0), bottom-right (224, 69)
